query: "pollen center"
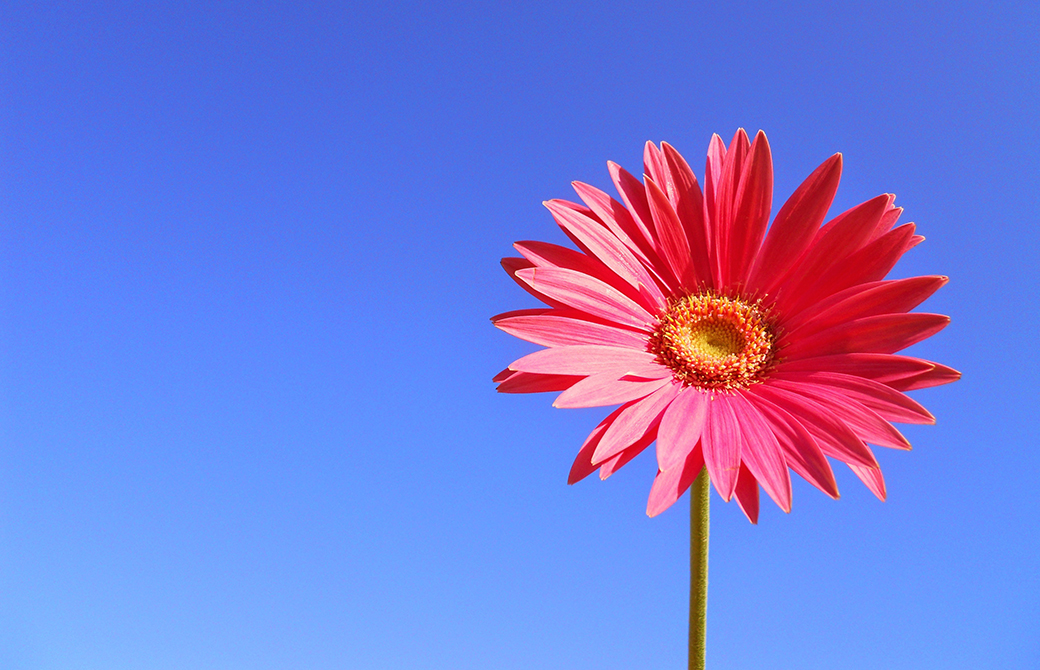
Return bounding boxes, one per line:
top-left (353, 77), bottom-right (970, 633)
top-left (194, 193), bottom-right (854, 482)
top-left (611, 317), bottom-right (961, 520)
top-left (648, 293), bottom-right (775, 391)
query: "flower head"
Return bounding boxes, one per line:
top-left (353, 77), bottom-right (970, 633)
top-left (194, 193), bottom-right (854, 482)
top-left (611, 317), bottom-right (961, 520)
top-left (493, 130), bottom-right (959, 521)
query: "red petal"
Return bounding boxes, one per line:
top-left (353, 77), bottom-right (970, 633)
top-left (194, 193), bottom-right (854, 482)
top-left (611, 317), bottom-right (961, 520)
top-left (492, 309), bottom-right (649, 349)
top-left (515, 267), bottom-right (655, 330)
top-left (593, 382), bottom-right (682, 464)
top-left (598, 429), bottom-right (656, 480)
top-left (748, 153), bottom-right (842, 295)
top-left (727, 130), bottom-right (773, 285)
top-left (780, 313), bottom-right (950, 360)
top-left (553, 373), bottom-right (670, 409)
top-left (701, 395), bottom-right (742, 501)
top-left (733, 464), bottom-right (760, 524)
top-left (781, 275), bottom-right (948, 339)
top-left (509, 344), bottom-right (655, 377)
top-left (571, 180), bottom-right (658, 268)
top-left (661, 142), bottom-right (712, 289)
top-left (772, 370), bottom-right (935, 425)
top-left (543, 199), bottom-right (666, 310)
top-left (496, 371), bottom-right (582, 394)
top-left (749, 394), bottom-right (839, 498)
top-left (849, 463), bottom-right (887, 501)
top-left (731, 392), bottom-right (792, 512)
top-left (656, 389), bottom-right (709, 472)
top-left (776, 353), bottom-right (935, 385)
top-left (887, 362), bottom-right (962, 391)
top-left (752, 385), bottom-right (878, 468)
top-left (646, 445), bottom-right (705, 517)
top-left (645, 175), bottom-right (693, 288)
top-left (775, 194), bottom-right (892, 314)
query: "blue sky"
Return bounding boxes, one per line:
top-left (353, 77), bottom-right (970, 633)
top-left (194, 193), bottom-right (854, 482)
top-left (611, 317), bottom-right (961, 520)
top-left (1, 1), bottom-right (1037, 668)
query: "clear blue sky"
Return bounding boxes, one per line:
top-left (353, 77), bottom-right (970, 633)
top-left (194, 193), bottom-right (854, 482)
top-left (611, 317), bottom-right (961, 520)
top-left (1, 1), bottom-right (1037, 669)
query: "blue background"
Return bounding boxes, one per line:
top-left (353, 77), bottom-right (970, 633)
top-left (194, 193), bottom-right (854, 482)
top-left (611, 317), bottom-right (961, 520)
top-left (2, 1), bottom-right (1037, 668)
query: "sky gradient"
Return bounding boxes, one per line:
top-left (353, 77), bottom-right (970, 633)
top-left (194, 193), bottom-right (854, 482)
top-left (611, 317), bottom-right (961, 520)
top-left (2, 1), bottom-right (1038, 668)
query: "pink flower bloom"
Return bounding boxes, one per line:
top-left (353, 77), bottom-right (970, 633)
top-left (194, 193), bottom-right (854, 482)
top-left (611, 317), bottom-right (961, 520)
top-left (493, 130), bottom-right (959, 522)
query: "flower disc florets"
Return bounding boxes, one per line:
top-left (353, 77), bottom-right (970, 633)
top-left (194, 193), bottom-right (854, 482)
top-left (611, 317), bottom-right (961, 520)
top-left (648, 292), bottom-right (776, 392)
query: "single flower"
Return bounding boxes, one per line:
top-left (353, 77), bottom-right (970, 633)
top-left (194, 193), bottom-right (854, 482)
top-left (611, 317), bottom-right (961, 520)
top-left (493, 129), bottom-right (959, 522)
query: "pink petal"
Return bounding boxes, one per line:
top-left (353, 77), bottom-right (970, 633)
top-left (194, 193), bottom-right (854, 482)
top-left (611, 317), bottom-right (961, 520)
top-left (509, 344), bottom-right (656, 376)
top-left (887, 362), bottom-right (962, 391)
top-left (780, 313), bottom-right (950, 360)
top-left (513, 239), bottom-right (648, 308)
top-left (568, 410), bottom-right (622, 484)
top-left (492, 309), bottom-right (649, 348)
top-left (849, 463), bottom-right (887, 501)
top-left (784, 223), bottom-right (916, 312)
top-left (733, 464), bottom-right (760, 524)
top-left (781, 275), bottom-right (948, 339)
top-left (656, 388), bottom-right (709, 471)
top-left (702, 133), bottom-right (727, 225)
top-left (748, 394), bottom-right (839, 498)
top-left (645, 175), bottom-right (694, 288)
top-left (643, 141), bottom-right (669, 194)
top-left (747, 153), bottom-right (842, 295)
top-left (772, 370), bottom-right (935, 424)
top-left (712, 129), bottom-right (751, 286)
top-left (727, 130), bottom-right (773, 285)
top-left (731, 392), bottom-right (792, 512)
top-left (776, 353), bottom-right (935, 385)
top-left (774, 194), bottom-right (892, 314)
top-left (502, 256), bottom-right (566, 309)
top-left (751, 385), bottom-right (878, 468)
top-left (701, 394), bottom-right (742, 501)
top-left (496, 370), bottom-right (582, 394)
top-left (661, 142), bottom-right (712, 288)
top-left (598, 429), bottom-right (657, 480)
top-left (646, 445), bottom-right (705, 517)
top-left (543, 199), bottom-right (666, 310)
top-left (571, 180), bottom-right (658, 267)
top-left (593, 382), bottom-right (682, 464)
top-left (515, 267), bottom-right (655, 330)
top-left (553, 373), bottom-right (671, 409)
top-left (768, 378), bottom-right (911, 450)
top-left (608, 162), bottom-right (663, 272)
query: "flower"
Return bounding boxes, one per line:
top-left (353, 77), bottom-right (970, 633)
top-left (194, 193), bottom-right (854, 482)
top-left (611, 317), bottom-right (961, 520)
top-left (493, 130), bottom-right (960, 522)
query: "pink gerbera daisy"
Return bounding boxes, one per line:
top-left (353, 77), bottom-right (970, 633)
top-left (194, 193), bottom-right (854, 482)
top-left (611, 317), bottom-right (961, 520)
top-left (493, 129), bottom-right (959, 522)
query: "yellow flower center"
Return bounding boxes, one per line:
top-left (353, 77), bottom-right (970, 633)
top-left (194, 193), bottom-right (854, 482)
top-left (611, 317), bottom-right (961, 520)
top-left (648, 293), bottom-right (776, 391)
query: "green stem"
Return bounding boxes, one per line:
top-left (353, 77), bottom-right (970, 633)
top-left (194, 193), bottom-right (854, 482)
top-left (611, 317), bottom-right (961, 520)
top-left (689, 469), bottom-right (710, 670)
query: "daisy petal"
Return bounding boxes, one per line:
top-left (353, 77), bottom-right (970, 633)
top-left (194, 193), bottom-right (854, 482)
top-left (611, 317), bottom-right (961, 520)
top-left (553, 373), bottom-right (670, 409)
top-left (731, 392), bottom-right (792, 512)
top-left (772, 370), bottom-right (935, 425)
top-left (781, 313), bottom-right (950, 360)
top-left (599, 429), bottom-right (657, 480)
top-left (727, 130), bottom-right (773, 284)
top-left (702, 395), bottom-right (742, 501)
top-left (509, 344), bottom-right (656, 376)
top-left (661, 143), bottom-right (711, 286)
top-left (646, 445), bottom-right (705, 517)
top-left (496, 370), bottom-right (582, 394)
top-left (776, 353), bottom-right (935, 385)
top-left (749, 394), bottom-right (839, 498)
top-left (752, 385), bottom-right (878, 469)
top-left (492, 309), bottom-right (648, 348)
top-left (656, 389), bottom-right (709, 472)
top-left (733, 464), bottom-right (761, 524)
top-left (645, 175), bottom-right (694, 287)
top-left (544, 198), bottom-right (665, 310)
top-left (782, 276), bottom-right (948, 339)
top-left (593, 382), bottom-right (682, 465)
top-left (887, 362), bottom-right (962, 391)
top-left (748, 153), bottom-right (842, 295)
top-left (849, 463), bottom-right (887, 501)
top-left (515, 267), bottom-right (655, 330)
